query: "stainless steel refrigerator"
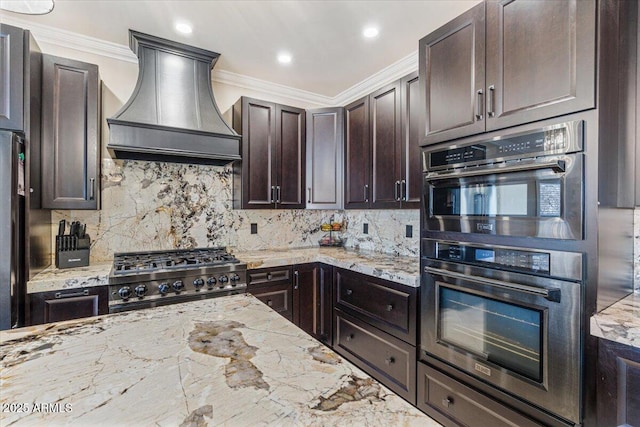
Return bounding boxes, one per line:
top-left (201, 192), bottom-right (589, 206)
top-left (0, 131), bottom-right (26, 330)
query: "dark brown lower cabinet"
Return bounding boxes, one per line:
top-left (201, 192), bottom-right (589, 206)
top-left (597, 338), bottom-right (640, 427)
top-left (416, 363), bottom-right (543, 427)
top-left (247, 266), bottom-right (293, 321)
top-left (335, 309), bottom-right (415, 403)
top-left (28, 286), bottom-right (108, 325)
top-left (293, 263), bottom-right (332, 346)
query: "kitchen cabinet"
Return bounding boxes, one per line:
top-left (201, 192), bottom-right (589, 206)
top-left (344, 73), bottom-right (421, 209)
top-left (419, 0), bottom-right (596, 145)
top-left (28, 286), bottom-right (108, 326)
top-left (41, 55), bottom-right (100, 210)
top-left (233, 97), bottom-right (305, 209)
top-left (344, 96), bottom-right (370, 209)
top-left (333, 267), bottom-right (418, 404)
top-left (247, 266), bottom-right (293, 321)
top-left (597, 339), bottom-right (640, 426)
top-left (0, 24), bottom-right (25, 131)
top-left (305, 108), bottom-right (344, 209)
top-left (416, 363), bottom-right (543, 427)
top-left (293, 263), bottom-right (333, 346)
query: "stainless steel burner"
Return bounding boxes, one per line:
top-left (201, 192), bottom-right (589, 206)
top-left (108, 247), bottom-right (247, 313)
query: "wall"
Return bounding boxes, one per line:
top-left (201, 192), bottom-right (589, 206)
top-left (35, 42), bottom-right (419, 262)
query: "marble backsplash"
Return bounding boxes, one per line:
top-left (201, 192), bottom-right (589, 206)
top-left (51, 159), bottom-right (420, 262)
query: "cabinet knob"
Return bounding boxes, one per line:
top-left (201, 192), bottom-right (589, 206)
top-left (386, 304), bottom-right (394, 312)
top-left (267, 299), bottom-right (273, 307)
top-left (346, 289), bottom-right (353, 296)
top-left (346, 333), bottom-right (354, 342)
top-left (267, 273), bottom-right (272, 280)
top-left (442, 397), bottom-right (453, 408)
top-left (385, 357), bottom-right (395, 366)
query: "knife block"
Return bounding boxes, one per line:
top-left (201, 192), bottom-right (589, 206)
top-left (55, 235), bottom-right (90, 269)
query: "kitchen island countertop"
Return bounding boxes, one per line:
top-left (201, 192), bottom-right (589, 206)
top-left (27, 247), bottom-right (419, 294)
top-left (0, 294), bottom-right (438, 427)
top-left (590, 291), bottom-right (640, 350)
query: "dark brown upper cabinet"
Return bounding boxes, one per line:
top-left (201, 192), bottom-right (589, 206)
top-left (420, 0), bottom-right (596, 145)
top-left (305, 107), bottom-right (344, 210)
top-left (344, 96), bottom-right (371, 209)
top-left (233, 97), bottom-right (305, 209)
top-left (41, 55), bottom-right (100, 210)
top-left (0, 24), bottom-right (26, 132)
top-left (345, 73), bottom-right (421, 209)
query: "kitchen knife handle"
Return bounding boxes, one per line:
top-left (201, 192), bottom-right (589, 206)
top-left (89, 178), bottom-right (95, 200)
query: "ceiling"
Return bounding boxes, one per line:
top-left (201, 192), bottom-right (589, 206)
top-left (4, 0), bottom-right (481, 98)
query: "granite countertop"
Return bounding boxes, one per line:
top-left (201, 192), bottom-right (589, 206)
top-left (27, 247), bottom-right (419, 294)
top-left (0, 294), bottom-right (439, 427)
top-left (590, 292), bottom-right (640, 349)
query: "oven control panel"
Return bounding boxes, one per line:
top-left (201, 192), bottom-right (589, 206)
top-left (426, 120), bottom-right (583, 170)
top-left (436, 243), bottom-right (551, 275)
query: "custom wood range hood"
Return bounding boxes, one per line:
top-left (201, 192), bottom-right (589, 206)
top-left (107, 30), bottom-right (241, 165)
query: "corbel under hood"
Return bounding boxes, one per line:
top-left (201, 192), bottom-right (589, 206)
top-left (107, 30), bottom-right (241, 165)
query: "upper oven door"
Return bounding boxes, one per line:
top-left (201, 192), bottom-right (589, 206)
top-left (424, 154), bottom-right (583, 239)
top-left (421, 260), bottom-right (582, 423)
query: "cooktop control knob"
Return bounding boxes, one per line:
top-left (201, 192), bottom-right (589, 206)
top-left (172, 280), bottom-right (184, 292)
top-left (218, 275), bottom-right (229, 284)
top-left (193, 278), bottom-right (205, 291)
top-left (230, 273), bottom-right (240, 282)
top-left (159, 283), bottom-right (170, 295)
top-left (134, 284), bottom-right (147, 298)
top-left (118, 286), bottom-right (131, 300)
top-left (206, 277), bottom-right (217, 289)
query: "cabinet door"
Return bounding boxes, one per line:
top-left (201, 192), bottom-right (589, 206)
top-left (485, 0), bottom-right (596, 131)
top-left (305, 108), bottom-right (344, 209)
top-left (293, 263), bottom-right (332, 345)
top-left (400, 72), bottom-right (422, 209)
top-left (598, 339), bottom-right (640, 426)
top-left (419, 2), bottom-right (486, 145)
top-left (275, 104), bottom-right (305, 208)
top-left (234, 97), bottom-right (276, 209)
top-left (344, 96), bottom-right (371, 208)
top-left (250, 283), bottom-right (293, 322)
top-left (28, 287), bottom-right (108, 326)
top-left (370, 81), bottom-right (402, 209)
top-left (0, 24), bottom-right (24, 131)
top-left (41, 55), bottom-right (100, 209)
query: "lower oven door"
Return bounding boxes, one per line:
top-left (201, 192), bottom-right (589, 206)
top-left (421, 260), bottom-right (581, 423)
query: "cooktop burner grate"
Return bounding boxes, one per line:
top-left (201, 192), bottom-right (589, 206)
top-left (112, 247), bottom-right (240, 275)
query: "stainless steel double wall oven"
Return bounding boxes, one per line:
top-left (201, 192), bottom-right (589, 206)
top-left (420, 120), bottom-right (586, 425)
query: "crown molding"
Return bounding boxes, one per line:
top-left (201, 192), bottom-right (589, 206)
top-left (3, 16), bottom-right (417, 107)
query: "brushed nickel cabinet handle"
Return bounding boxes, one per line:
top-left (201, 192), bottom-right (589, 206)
top-left (276, 186), bottom-right (281, 203)
top-left (271, 186), bottom-right (276, 203)
top-left (488, 85), bottom-right (495, 117)
top-left (475, 89), bottom-right (484, 121)
top-left (364, 184), bottom-right (369, 203)
top-left (395, 180), bottom-right (401, 201)
top-left (294, 270), bottom-right (299, 290)
top-left (55, 289), bottom-right (89, 299)
top-left (89, 178), bottom-right (95, 200)
top-left (401, 179), bottom-right (407, 201)
top-left (307, 188), bottom-right (311, 203)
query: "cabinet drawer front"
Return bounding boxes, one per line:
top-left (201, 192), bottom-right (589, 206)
top-left (335, 269), bottom-right (415, 343)
top-left (250, 283), bottom-right (292, 321)
top-left (335, 310), bottom-right (415, 403)
top-left (247, 268), bottom-right (291, 286)
top-left (417, 363), bottom-right (541, 427)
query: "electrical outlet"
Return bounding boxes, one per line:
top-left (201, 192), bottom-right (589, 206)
top-left (406, 225), bottom-right (413, 238)
top-left (363, 223), bottom-right (369, 234)
top-left (250, 223), bottom-right (258, 234)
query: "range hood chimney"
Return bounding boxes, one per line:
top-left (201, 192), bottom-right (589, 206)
top-left (107, 30), bottom-right (241, 165)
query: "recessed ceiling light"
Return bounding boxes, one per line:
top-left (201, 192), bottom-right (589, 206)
top-left (175, 22), bottom-right (193, 35)
top-left (277, 52), bottom-right (292, 65)
top-left (363, 26), bottom-right (379, 39)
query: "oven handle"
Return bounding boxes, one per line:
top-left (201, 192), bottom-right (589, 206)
top-left (423, 266), bottom-right (561, 303)
top-left (425, 159), bottom-right (566, 181)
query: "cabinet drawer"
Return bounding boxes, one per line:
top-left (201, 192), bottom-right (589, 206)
top-left (417, 363), bottom-right (542, 427)
top-left (28, 287), bottom-right (109, 326)
top-left (334, 310), bottom-right (415, 404)
top-left (247, 267), bottom-right (291, 286)
top-left (249, 282), bottom-right (293, 322)
top-left (334, 268), bottom-right (416, 344)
